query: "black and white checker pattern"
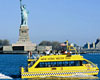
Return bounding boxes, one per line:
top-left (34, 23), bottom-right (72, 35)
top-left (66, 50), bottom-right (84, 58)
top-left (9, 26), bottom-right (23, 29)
top-left (22, 71), bottom-right (98, 77)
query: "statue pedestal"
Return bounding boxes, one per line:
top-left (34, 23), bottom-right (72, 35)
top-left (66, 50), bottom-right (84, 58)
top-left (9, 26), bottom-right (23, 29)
top-left (18, 25), bottom-right (30, 42)
top-left (12, 25), bottom-right (36, 51)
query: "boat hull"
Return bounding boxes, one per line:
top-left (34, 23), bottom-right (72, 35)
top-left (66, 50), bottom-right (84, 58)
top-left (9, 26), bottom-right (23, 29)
top-left (21, 70), bottom-right (99, 78)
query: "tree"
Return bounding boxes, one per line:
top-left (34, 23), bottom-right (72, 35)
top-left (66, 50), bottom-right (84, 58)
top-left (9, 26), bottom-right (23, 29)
top-left (39, 40), bottom-right (79, 51)
top-left (39, 41), bottom-right (52, 46)
top-left (39, 41), bottom-right (62, 50)
top-left (2, 39), bottom-right (10, 46)
top-left (52, 41), bottom-right (62, 50)
top-left (0, 40), bottom-right (3, 46)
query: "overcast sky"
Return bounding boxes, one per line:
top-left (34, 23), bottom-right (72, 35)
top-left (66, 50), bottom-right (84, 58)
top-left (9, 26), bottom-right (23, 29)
top-left (0, 0), bottom-right (100, 46)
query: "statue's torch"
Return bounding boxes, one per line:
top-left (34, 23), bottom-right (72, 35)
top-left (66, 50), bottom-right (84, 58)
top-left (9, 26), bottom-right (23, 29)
top-left (20, 0), bottom-right (22, 8)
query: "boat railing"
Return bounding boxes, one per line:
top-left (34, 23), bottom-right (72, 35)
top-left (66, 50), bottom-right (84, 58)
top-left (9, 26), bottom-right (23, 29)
top-left (86, 60), bottom-right (97, 68)
top-left (90, 62), bottom-right (97, 68)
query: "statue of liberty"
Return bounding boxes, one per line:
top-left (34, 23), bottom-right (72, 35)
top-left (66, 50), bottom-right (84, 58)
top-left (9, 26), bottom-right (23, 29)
top-left (20, 0), bottom-right (28, 26)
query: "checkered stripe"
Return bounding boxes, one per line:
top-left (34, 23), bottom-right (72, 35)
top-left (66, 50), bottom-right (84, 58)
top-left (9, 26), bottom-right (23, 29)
top-left (22, 71), bottom-right (98, 76)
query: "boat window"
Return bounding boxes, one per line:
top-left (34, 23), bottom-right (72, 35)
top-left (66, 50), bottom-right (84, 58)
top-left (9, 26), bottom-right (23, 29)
top-left (47, 62), bottom-right (51, 67)
top-left (35, 60), bottom-right (82, 68)
top-left (57, 61), bottom-right (62, 67)
top-left (69, 61), bottom-right (74, 66)
top-left (82, 60), bottom-right (88, 64)
top-left (44, 62), bottom-right (48, 67)
top-left (51, 62), bottom-right (56, 67)
top-left (74, 61), bottom-right (82, 66)
top-left (40, 62), bottom-right (45, 67)
top-left (64, 61), bottom-right (69, 66)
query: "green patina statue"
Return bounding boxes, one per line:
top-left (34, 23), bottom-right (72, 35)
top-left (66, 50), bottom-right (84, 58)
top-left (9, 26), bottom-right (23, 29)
top-left (20, 0), bottom-right (29, 26)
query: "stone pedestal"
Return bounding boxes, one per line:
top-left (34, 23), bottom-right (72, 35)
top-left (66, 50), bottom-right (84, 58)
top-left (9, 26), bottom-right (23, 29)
top-left (12, 25), bottom-right (36, 51)
top-left (18, 25), bottom-right (30, 43)
top-left (3, 46), bottom-right (13, 51)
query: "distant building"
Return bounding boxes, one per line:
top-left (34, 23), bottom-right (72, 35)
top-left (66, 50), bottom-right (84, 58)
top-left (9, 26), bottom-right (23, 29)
top-left (93, 42), bottom-right (95, 49)
top-left (95, 38), bottom-right (100, 49)
top-left (83, 38), bottom-right (100, 49)
top-left (83, 42), bottom-right (90, 49)
top-left (88, 42), bottom-right (95, 49)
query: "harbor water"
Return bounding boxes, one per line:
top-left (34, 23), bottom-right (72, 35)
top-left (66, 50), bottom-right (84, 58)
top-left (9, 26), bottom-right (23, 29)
top-left (0, 53), bottom-right (99, 80)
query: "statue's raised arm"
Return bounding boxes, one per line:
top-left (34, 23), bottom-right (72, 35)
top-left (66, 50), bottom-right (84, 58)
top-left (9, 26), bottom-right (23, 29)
top-left (20, 0), bottom-right (28, 26)
top-left (20, 0), bottom-right (23, 11)
top-left (20, 0), bottom-right (22, 6)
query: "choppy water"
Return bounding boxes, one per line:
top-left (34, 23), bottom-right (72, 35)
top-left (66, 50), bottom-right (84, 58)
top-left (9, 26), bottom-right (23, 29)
top-left (0, 53), bottom-right (99, 80)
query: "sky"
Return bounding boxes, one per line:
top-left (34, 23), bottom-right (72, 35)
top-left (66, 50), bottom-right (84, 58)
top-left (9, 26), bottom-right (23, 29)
top-left (0, 0), bottom-right (100, 46)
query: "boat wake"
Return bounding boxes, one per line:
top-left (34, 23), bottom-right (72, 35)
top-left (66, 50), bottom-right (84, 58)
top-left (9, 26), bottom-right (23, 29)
top-left (39, 74), bottom-right (98, 80)
top-left (0, 73), bottom-right (12, 79)
top-left (60, 74), bottom-right (95, 78)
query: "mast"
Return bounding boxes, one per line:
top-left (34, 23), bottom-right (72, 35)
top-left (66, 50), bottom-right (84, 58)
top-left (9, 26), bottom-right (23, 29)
top-left (66, 40), bottom-right (78, 54)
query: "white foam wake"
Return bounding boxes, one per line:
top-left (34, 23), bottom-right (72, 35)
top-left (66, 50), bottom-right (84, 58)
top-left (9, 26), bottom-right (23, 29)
top-left (0, 73), bottom-right (12, 79)
top-left (71, 74), bottom-right (95, 77)
top-left (40, 74), bottom-right (96, 78)
top-left (56, 74), bottom-right (95, 78)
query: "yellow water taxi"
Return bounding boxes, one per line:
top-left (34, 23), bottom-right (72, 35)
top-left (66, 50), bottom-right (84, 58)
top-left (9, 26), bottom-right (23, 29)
top-left (21, 41), bottom-right (99, 79)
